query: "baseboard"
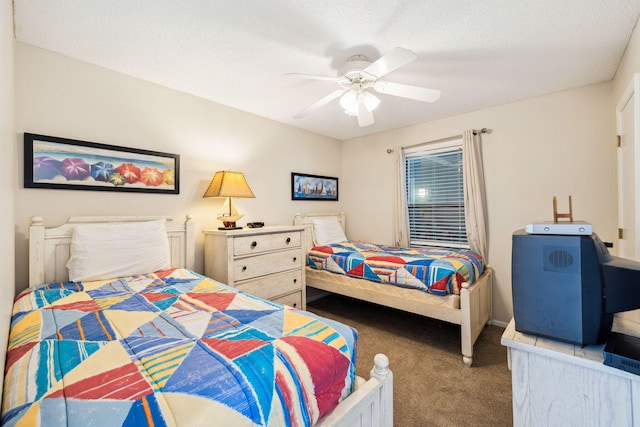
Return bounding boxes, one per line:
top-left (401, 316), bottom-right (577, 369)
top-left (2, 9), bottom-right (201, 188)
top-left (490, 319), bottom-right (508, 328)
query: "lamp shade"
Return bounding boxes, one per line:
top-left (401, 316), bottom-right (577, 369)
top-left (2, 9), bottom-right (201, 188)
top-left (203, 170), bottom-right (255, 199)
top-left (339, 90), bottom-right (381, 117)
top-left (362, 91), bottom-right (381, 112)
top-left (340, 91), bottom-right (358, 115)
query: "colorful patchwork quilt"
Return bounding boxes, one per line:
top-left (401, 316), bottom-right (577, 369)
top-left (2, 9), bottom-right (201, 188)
top-left (308, 242), bottom-right (485, 295)
top-left (2, 268), bottom-right (357, 427)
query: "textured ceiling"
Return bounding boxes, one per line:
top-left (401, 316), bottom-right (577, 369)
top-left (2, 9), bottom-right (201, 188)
top-left (13, 1), bottom-right (640, 141)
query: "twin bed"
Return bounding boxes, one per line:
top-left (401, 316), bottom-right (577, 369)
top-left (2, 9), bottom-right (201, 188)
top-left (294, 212), bottom-right (493, 367)
top-left (2, 215), bottom-right (392, 427)
top-left (3, 211), bottom-right (492, 426)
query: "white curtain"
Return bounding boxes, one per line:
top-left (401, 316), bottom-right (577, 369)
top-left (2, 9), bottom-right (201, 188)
top-left (393, 147), bottom-right (409, 247)
top-left (462, 129), bottom-right (488, 259)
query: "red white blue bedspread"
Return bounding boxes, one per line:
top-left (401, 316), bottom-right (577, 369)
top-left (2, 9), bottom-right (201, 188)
top-left (308, 242), bottom-right (484, 295)
top-left (2, 268), bottom-right (357, 426)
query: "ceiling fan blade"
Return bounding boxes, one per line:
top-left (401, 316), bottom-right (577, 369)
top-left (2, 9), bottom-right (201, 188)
top-left (285, 73), bottom-right (342, 82)
top-left (294, 89), bottom-right (347, 119)
top-left (362, 47), bottom-right (417, 79)
top-left (357, 97), bottom-right (374, 127)
top-left (373, 80), bottom-right (441, 103)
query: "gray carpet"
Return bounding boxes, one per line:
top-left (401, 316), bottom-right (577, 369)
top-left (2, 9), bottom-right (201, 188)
top-left (307, 294), bottom-right (513, 427)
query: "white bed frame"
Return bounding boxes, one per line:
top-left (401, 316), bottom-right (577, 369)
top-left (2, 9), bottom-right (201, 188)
top-left (294, 212), bottom-right (493, 367)
top-left (23, 215), bottom-right (393, 427)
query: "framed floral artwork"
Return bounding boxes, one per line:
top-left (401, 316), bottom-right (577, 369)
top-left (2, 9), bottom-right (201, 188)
top-left (24, 133), bottom-right (179, 194)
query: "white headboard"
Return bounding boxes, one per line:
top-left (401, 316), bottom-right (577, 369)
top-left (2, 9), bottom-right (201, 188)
top-left (29, 215), bottom-right (195, 287)
top-left (293, 212), bottom-right (345, 251)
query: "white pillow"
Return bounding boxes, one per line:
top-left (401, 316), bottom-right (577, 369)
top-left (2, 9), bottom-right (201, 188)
top-left (312, 217), bottom-right (348, 246)
top-left (67, 219), bottom-right (171, 282)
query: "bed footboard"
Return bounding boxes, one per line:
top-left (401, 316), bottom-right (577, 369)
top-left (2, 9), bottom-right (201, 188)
top-left (316, 354), bottom-right (393, 427)
top-left (307, 265), bottom-right (493, 367)
top-left (460, 265), bottom-right (493, 366)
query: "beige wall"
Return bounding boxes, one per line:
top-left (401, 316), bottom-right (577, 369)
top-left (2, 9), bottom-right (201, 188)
top-left (613, 18), bottom-right (640, 107)
top-left (341, 82), bottom-right (616, 325)
top-left (13, 16), bottom-right (640, 326)
top-left (14, 42), bottom-right (342, 292)
top-left (1, 0), bottom-right (16, 397)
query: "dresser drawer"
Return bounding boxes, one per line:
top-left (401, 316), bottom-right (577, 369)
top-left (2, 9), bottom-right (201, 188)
top-left (204, 226), bottom-right (306, 310)
top-left (233, 231), bottom-right (301, 256)
top-left (235, 270), bottom-right (302, 301)
top-left (273, 291), bottom-right (303, 309)
top-left (233, 249), bottom-right (302, 281)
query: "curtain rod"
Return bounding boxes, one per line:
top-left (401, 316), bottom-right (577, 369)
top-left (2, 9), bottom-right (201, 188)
top-left (386, 128), bottom-right (491, 153)
top-left (473, 128), bottom-right (490, 135)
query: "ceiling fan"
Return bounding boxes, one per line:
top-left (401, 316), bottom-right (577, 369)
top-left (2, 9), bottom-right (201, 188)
top-left (288, 47), bottom-right (441, 127)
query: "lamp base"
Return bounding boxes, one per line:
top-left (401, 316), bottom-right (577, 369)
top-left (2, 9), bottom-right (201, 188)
top-left (219, 220), bottom-right (241, 230)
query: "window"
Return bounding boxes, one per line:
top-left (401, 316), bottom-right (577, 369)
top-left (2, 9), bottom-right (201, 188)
top-left (403, 138), bottom-right (467, 248)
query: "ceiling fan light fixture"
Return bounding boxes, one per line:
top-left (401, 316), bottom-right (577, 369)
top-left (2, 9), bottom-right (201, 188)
top-left (340, 91), bottom-right (359, 115)
top-left (340, 90), bottom-right (380, 117)
top-left (362, 91), bottom-right (380, 112)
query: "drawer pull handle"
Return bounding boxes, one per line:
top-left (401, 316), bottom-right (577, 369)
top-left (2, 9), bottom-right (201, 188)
top-left (286, 237), bottom-right (291, 244)
top-left (293, 303), bottom-right (298, 308)
top-left (293, 257), bottom-right (297, 262)
top-left (242, 266), bottom-right (247, 272)
top-left (251, 241), bottom-right (257, 248)
top-left (293, 278), bottom-right (297, 284)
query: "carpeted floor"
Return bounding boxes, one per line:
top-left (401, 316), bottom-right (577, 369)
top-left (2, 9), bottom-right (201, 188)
top-left (307, 294), bottom-right (513, 427)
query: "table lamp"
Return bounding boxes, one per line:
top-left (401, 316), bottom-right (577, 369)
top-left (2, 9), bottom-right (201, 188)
top-left (203, 170), bottom-right (255, 230)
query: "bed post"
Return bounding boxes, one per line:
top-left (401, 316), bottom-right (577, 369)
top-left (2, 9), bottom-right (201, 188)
top-left (29, 216), bottom-right (45, 288)
top-left (460, 282), bottom-right (474, 367)
top-left (371, 353), bottom-right (393, 427)
top-left (460, 265), bottom-right (493, 367)
top-left (184, 214), bottom-right (195, 270)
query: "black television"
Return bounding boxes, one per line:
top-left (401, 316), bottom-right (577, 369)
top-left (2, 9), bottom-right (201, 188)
top-left (512, 230), bottom-right (640, 345)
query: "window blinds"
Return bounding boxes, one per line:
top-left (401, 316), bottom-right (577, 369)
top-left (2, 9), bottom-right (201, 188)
top-left (404, 140), bottom-right (468, 248)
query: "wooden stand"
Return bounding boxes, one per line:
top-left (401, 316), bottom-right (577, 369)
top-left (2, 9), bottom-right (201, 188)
top-left (502, 319), bottom-right (640, 426)
top-left (553, 196), bottom-right (573, 222)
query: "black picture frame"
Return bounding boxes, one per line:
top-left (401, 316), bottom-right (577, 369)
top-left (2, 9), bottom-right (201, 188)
top-left (291, 172), bottom-right (338, 201)
top-left (24, 133), bottom-right (180, 194)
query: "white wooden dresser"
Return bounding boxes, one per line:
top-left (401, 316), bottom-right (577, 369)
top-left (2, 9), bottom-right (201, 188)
top-left (501, 318), bottom-right (640, 426)
top-left (203, 226), bottom-right (306, 309)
